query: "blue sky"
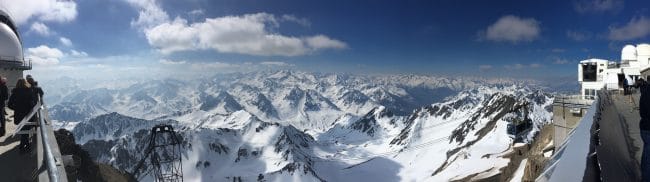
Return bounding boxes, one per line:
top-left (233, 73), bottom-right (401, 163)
top-left (2, 0), bottom-right (650, 80)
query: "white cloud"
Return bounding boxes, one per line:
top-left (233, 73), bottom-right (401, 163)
top-left (305, 35), bottom-right (347, 49)
top-left (608, 16), bottom-right (650, 41)
top-left (504, 64), bottom-right (525, 70)
top-left (479, 65), bottom-right (493, 71)
top-left (123, 0), bottom-right (170, 29)
top-left (188, 9), bottom-right (204, 17)
top-left (504, 63), bottom-right (543, 69)
top-left (282, 14), bottom-right (311, 27)
top-left (69, 50), bottom-right (88, 57)
top-left (530, 63), bottom-right (542, 68)
top-left (553, 58), bottom-right (570, 64)
top-left (480, 15), bottom-right (540, 43)
top-left (159, 59), bottom-right (187, 65)
top-left (574, 0), bottom-right (623, 14)
top-left (0, 0), bottom-right (77, 25)
top-left (551, 48), bottom-right (566, 53)
top-left (29, 22), bottom-right (51, 36)
top-left (26, 45), bottom-right (63, 66)
top-left (566, 30), bottom-right (591, 41)
top-left (59, 37), bottom-right (72, 47)
top-left (143, 13), bottom-right (347, 56)
top-left (122, 1), bottom-right (347, 56)
top-left (144, 18), bottom-right (198, 54)
top-left (260, 61), bottom-right (294, 67)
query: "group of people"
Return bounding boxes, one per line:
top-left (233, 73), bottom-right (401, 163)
top-left (623, 77), bottom-right (648, 96)
top-left (0, 75), bottom-right (44, 154)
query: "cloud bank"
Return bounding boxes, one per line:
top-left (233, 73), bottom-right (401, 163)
top-left (123, 0), bottom-right (346, 56)
top-left (574, 0), bottom-right (623, 14)
top-left (143, 14), bottom-right (347, 56)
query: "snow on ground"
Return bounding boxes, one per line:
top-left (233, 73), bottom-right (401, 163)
top-left (52, 120), bottom-right (80, 131)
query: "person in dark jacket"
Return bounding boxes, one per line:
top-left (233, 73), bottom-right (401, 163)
top-left (624, 77), bottom-right (630, 95)
top-left (8, 78), bottom-right (36, 153)
top-left (26, 75), bottom-right (43, 101)
top-left (638, 78), bottom-right (650, 181)
top-left (0, 77), bottom-right (7, 137)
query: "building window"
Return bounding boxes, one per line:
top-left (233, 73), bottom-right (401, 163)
top-left (582, 63), bottom-right (597, 82)
top-left (585, 89), bottom-right (596, 100)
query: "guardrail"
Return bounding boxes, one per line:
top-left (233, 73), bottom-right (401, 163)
top-left (12, 96), bottom-right (67, 182)
top-left (536, 93), bottom-right (599, 181)
top-left (0, 56), bottom-right (32, 70)
top-left (552, 95), bottom-right (594, 109)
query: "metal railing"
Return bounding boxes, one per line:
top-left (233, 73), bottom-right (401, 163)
top-left (0, 55), bottom-right (32, 70)
top-left (39, 102), bottom-right (61, 182)
top-left (536, 93), bottom-right (599, 181)
top-left (12, 97), bottom-right (67, 182)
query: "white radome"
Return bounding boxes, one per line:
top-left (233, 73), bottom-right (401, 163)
top-left (0, 21), bottom-right (22, 60)
top-left (621, 44), bottom-right (637, 61)
top-left (637, 44), bottom-right (650, 56)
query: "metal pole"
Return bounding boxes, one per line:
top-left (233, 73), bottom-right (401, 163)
top-left (38, 101), bottom-right (59, 182)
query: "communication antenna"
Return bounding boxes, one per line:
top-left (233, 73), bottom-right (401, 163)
top-left (131, 124), bottom-right (184, 182)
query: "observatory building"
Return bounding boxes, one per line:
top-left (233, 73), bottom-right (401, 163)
top-left (0, 9), bottom-right (31, 88)
top-left (543, 44), bottom-right (650, 181)
top-left (578, 43), bottom-right (650, 100)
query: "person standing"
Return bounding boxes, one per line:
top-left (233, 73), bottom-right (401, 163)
top-left (8, 78), bottom-right (36, 153)
top-left (25, 75), bottom-right (43, 101)
top-left (638, 78), bottom-right (650, 181)
top-left (624, 77), bottom-right (630, 95)
top-left (0, 77), bottom-right (7, 137)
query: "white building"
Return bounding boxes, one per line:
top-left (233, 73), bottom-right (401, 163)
top-left (578, 44), bottom-right (650, 99)
top-left (0, 10), bottom-right (31, 88)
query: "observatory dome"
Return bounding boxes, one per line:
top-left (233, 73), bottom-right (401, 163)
top-left (0, 10), bottom-right (22, 61)
top-left (622, 44), bottom-right (637, 61)
top-left (637, 44), bottom-right (650, 56)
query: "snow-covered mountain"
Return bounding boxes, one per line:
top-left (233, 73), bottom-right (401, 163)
top-left (48, 70), bottom-right (553, 181)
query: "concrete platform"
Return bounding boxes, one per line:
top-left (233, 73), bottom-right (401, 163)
top-left (0, 111), bottom-right (38, 182)
top-left (594, 91), bottom-right (643, 181)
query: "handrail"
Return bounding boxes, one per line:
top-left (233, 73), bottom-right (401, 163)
top-left (536, 94), bottom-right (599, 181)
top-left (39, 101), bottom-right (60, 182)
top-left (11, 99), bottom-right (41, 137)
top-left (10, 96), bottom-right (65, 182)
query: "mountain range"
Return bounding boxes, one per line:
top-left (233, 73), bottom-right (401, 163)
top-left (47, 70), bottom-right (554, 181)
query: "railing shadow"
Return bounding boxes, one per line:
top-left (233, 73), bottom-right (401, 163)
top-left (0, 134), bottom-right (19, 146)
top-left (0, 134), bottom-right (38, 182)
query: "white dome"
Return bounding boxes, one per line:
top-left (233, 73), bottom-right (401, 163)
top-left (0, 22), bottom-right (22, 61)
top-left (637, 44), bottom-right (650, 56)
top-left (622, 44), bottom-right (637, 61)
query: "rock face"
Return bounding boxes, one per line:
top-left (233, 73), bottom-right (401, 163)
top-left (50, 71), bottom-right (554, 181)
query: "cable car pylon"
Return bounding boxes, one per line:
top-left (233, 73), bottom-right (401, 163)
top-left (131, 124), bottom-right (184, 182)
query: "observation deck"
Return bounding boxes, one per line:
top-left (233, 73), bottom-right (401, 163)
top-left (539, 90), bottom-right (643, 181)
